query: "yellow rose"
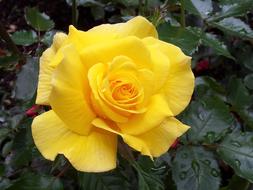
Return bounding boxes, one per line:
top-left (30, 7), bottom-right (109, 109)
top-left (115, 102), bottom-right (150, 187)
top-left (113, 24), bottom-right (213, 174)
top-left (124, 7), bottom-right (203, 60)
top-left (32, 16), bottom-right (195, 172)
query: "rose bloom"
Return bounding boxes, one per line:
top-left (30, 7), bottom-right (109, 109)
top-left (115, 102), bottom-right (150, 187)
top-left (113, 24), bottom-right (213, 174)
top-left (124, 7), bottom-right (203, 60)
top-left (32, 16), bottom-right (194, 172)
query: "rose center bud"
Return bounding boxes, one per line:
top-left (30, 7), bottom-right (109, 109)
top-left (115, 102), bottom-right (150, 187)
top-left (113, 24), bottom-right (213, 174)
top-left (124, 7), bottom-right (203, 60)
top-left (110, 80), bottom-right (138, 101)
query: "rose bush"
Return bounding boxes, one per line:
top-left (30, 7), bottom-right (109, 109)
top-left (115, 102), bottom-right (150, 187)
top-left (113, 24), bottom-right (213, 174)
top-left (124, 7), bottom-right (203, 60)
top-left (32, 16), bottom-right (194, 172)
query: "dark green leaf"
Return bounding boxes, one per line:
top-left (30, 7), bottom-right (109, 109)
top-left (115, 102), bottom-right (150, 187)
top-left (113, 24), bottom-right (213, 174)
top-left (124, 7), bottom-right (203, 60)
top-left (180, 97), bottom-right (235, 143)
top-left (221, 175), bottom-right (250, 190)
top-left (0, 55), bottom-right (18, 69)
top-left (91, 6), bottom-right (105, 20)
top-left (211, 18), bottom-right (253, 39)
top-left (227, 77), bottom-right (253, 109)
top-left (25, 7), bottom-right (55, 31)
top-left (0, 178), bottom-right (11, 190)
top-left (65, 0), bottom-right (103, 7)
top-left (11, 30), bottom-right (37, 46)
top-left (243, 51), bottom-right (253, 71)
top-left (211, 0), bottom-right (253, 21)
top-left (41, 30), bottom-right (57, 47)
top-left (188, 27), bottom-right (233, 59)
top-left (6, 173), bottom-right (63, 190)
top-left (195, 76), bottom-right (226, 100)
top-left (14, 57), bottom-right (39, 101)
top-left (183, 0), bottom-right (213, 18)
top-left (1, 140), bottom-right (13, 157)
top-left (172, 146), bottom-right (220, 190)
top-left (0, 128), bottom-right (10, 145)
top-left (78, 171), bottom-right (130, 190)
top-left (217, 131), bottom-right (253, 183)
top-left (244, 74), bottom-right (253, 90)
top-left (133, 163), bottom-right (164, 190)
top-left (10, 123), bottom-right (34, 168)
top-left (158, 24), bottom-right (200, 55)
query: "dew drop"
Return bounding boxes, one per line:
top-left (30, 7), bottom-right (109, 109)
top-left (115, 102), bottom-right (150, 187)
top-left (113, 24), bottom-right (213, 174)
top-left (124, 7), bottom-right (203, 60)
top-left (211, 169), bottom-right (219, 177)
top-left (240, 132), bottom-right (246, 136)
top-left (179, 171), bottom-right (187, 180)
top-left (192, 161), bottom-right (200, 174)
top-left (181, 153), bottom-right (188, 159)
top-left (204, 159), bottom-right (211, 165)
top-left (230, 140), bottom-right (241, 147)
top-left (235, 159), bottom-right (241, 167)
top-left (206, 132), bottom-right (215, 139)
top-left (198, 112), bottom-right (206, 120)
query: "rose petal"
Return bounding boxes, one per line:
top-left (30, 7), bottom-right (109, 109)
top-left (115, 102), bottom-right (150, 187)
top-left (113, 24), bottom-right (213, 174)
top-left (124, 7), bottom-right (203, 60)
top-left (32, 110), bottom-right (117, 172)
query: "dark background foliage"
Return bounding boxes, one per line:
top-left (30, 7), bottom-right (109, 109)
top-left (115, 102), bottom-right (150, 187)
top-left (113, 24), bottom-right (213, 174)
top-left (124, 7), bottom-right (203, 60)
top-left (0, 0), bottom-right (253, 189)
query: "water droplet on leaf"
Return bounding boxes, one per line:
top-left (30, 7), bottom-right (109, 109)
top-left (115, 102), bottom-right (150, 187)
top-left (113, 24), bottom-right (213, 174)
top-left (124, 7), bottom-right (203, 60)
top-left (240, 132), bottom-right (245, 136)
top-left (198, 112), bottom-right (206, 120)
top-left (181, 153), bottom-right (188, 159)
top-left (179, 171), bottom-right (187, 180)
top-left (204, 160), bottom-right (211, 165)
top-left (235, 159), bottom-right (241, 167)
top-left (211, 169), bottom-right (219, 177)
top-left (230, 140), bottom-right (241, 147)
top-left (192, 161), bottom-right (200, 174)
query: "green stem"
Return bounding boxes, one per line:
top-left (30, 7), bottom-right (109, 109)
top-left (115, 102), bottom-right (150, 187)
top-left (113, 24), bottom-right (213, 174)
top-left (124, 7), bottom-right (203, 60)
top-left (0, 22), bottom-right (25, 62)
top-left (72, 0), bottom-right (78, 27)
top-left (180, 0), bottom-right (186, 28)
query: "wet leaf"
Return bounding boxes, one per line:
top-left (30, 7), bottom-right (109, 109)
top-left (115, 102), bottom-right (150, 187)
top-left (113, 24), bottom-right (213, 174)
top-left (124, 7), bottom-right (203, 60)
top-left (11, 30), bottom-right (38, 46)
top-left (172, 146), bottom-right (220, 190)
top-left (25, 7), bottom-right (55, 31)
top-left (217, 131), bottom-right (253, 183)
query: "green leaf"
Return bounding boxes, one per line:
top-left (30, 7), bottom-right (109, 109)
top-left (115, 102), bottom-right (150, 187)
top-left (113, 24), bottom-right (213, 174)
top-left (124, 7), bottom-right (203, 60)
top-left (183, 0), bottom-right (213, 18)
top-left (133, 163), bottom-right (164, 190)
top-left (0, 128), bottom-right (10, 145)
top-left (221, 175), bottom-right (250, 190)
top-left (65, 0), bottom-right (103, 7)
top-left (195, 76), bottom-right (226, 100)
top-left (41, 30), bottom-right (57, 47)
top-left (180, 96), bottom-right (235, 143)
top-left (158, 24), bottom-right (200, 55)
top-left (11, 30), bottom-right (37, 46)
top-left (91, 6), bottom-right (105, 20)
top-left (172, 146), bottom-right (220, 190)
top-left (244, 74), bottom-right (253, 90)
top-left (78, 171), bottom-right (130, 190)
top-left (25, 7), bottom-right (55, 31)
top-left (227, 77), bottom-right (253, 109)
top-left (211, 18), bottom-right (253, 39)
top-left (188, 28), bottom-right (233, 59)
top-left (211, 0), bottom-right (253, 21)
top-left (0, 178), bottom-right (11, 190)
top-left (6, 173), bottom-right (63, 190)
top-left (14, 57), bottom-right (39, 101)
top-left (217, 131), bottom-right (253, 183)
top-left (10, 120), bottom-right (34, 168)
top-left (1, 140), bottom-right (13, 157)
top-left (0, 55), bottom-right (19, 69)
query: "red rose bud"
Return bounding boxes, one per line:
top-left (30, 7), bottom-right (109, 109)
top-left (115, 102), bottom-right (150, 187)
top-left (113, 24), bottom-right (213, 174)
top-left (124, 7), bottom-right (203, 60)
top-left (195, 59), bottom-right (209, 73)
top-left (171, 139), bottom-right (179, 149)
top-left (26, 105), bottom-right (40, 117)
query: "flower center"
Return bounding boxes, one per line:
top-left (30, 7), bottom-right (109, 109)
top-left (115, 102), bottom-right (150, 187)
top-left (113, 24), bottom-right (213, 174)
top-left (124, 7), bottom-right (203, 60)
top-left (110, 80), bottom-right (138, 101)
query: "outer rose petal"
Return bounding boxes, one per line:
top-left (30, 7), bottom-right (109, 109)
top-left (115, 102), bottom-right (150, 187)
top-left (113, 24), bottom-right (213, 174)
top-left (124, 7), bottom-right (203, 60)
top-left (36, 33), bottom-right (67, 105)
top-left (32, 110), bottom-right (117, 172)
top-left (92, 117), bottom-right (189, 158)
top-left (89, 16), bottom-right (158, 39)
top-left (80, 36), bottom-right (152, 70)
top-left (50, 45), bottom-right (96, 135)
top-left (143, 37), bottom-right (195, 115)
